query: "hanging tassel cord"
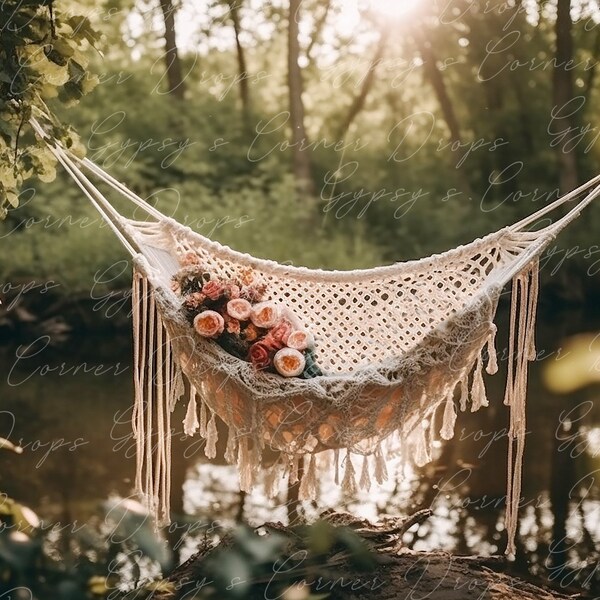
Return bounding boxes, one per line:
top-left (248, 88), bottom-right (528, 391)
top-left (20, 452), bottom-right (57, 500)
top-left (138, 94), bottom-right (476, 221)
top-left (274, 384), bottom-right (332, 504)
top-left (503, 260), bottom-right (539, 557)
top-left (130, 268), bottom-right (178, 525)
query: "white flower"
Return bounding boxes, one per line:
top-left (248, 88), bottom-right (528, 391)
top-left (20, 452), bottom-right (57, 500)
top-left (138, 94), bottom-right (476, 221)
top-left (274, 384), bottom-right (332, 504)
top-left (227, 298), bottom-right (253, 321)
top-left (193, 310), bottom-right (224, 338)
top-left (286, 330), bottom-right (313, 351)
top-left (250, 301), bottom-right (280, 329)
top-left (273, 348), bottom-right (306, 377)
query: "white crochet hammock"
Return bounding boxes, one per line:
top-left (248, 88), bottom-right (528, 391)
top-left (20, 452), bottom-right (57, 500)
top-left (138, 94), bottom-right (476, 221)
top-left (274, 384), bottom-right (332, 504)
top-left (31, 119), bottom-right (600, 555)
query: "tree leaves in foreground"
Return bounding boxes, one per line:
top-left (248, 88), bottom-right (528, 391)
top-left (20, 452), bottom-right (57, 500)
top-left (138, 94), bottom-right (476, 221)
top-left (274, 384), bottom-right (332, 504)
top-left (0, 1), bottom-right (100, 218)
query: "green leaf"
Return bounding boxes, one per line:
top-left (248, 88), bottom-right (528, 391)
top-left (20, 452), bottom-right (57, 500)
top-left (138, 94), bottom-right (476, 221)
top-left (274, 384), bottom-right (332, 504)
top-left (5, 190), bottom-right (19, 208)
top-left (307, 520), bottom-right (335, 555)
top-left (50, 38), bottom-right (75, 59)
top-left (213, 550), bottom-right (252, 597)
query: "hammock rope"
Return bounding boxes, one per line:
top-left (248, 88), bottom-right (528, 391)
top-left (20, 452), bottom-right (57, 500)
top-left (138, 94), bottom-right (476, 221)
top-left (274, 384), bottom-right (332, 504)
top-left (29, 117), bottom-right (600, 556)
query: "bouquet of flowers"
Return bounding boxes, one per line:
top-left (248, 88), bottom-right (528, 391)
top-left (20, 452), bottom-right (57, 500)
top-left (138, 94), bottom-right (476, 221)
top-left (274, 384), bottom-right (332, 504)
top-left (171, 252), bottom-right (323, 379)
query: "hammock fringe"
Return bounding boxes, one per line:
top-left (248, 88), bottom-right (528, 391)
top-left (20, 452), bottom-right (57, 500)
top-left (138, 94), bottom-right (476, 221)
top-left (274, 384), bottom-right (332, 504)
top-left (132, 269), bottom-right (179, 525)
top-left (504, 260), bottom-right (539, 556)
top-left (30, 115), bottom-right (600, 557)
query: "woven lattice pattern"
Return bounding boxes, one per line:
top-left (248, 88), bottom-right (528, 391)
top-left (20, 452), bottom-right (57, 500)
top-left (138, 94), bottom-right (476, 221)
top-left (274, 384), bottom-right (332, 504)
top-left (131, 219), bottom-right (519, 374)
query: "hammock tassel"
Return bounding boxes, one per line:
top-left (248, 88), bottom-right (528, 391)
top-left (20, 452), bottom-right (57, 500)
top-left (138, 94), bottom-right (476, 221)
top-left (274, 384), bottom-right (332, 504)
top-left (224, 427), bottom-right (238, 464)
top-left (199, 396), bottom-right (208, 438)
top-left (470, 356), bottom-right (488, 412)
top-left (374, 444), bottom-right (388, 484)
top-left (414, 426), bottom-right (431, 467)
top-left (205, 413), bottom-right (218, 459)
top-left (131, 268), bottom-right (174, 525)
top-left (342, 451), bottom-right (357, 495)
top-left (238, 437), bottom-right (254, 492)
top-left (459, 375), bottom-right (469, 412)
top-left (334, 449), bottom-right (341, 486)
top-left (299, 454), bottom-right (318, 500)
top-left (264, 458), bottom-right (282, 498)
top-left (440, 394), bottom-right (457, 440)
top-left (504, 260), bottom-right (539, 556)
top-left (359, 455), bottom-right (372, 491)
top-left (486, 324), bottom-right (499, 375)
top-left (183, 395), bottom-right (199, 436)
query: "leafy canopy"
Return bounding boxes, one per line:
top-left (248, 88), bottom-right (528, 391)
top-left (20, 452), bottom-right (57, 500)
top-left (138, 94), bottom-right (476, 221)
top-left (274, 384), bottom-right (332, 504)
top-left (0, 0), bottom-right (99, 217)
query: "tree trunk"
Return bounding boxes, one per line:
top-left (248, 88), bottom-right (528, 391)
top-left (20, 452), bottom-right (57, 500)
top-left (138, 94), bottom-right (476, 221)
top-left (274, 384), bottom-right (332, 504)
top-left (287, 460), bottom-right (303, 525)
top-left (228, 0), bottom-right (251, 130)
top-left (583, 29), bottom-right (600, 101)
top-left (306, 0), bottom-right (332, 64)
top-left (288, 0), bottom-right (315, 197)
top-left (415, 33), bottom-right (461, 147)
top-left (159, 0), bottom-right (185, 100)
top-left (414, 31), bottom-right (473, 198)
top-left (336, 28), bottom-right (390, 140)
top-left (552, 0), bottom-right (579, 193)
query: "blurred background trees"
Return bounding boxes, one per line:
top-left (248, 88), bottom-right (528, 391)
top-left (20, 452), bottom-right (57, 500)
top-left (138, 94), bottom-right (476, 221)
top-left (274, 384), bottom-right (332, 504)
top-left (1, 0), bottom-right (599, 295)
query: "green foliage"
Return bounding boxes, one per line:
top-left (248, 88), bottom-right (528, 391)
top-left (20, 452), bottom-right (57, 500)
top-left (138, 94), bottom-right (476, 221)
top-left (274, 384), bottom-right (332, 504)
top-left (0, 1), bottom-right (100, 216)
top-left (170, 521), bottom-right (378, 599)
top-left (2, 1), bottom-right (600, 289)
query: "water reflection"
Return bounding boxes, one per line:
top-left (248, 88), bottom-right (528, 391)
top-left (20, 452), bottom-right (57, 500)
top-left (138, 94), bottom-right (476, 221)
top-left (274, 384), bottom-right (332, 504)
top-left (0, 303), bottom-right (599, 595)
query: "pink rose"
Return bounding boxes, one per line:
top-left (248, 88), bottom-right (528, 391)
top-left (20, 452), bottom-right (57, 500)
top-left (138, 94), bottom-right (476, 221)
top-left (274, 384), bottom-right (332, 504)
top-left (250, 301), bottom-right (279, 328)
top-left (193, 310), bottom-right (224, 338)
top-left (271, 319), bottom-right (293, 344)
top-left (203, 280), bottom-right (225, 301)
top-left (225, 283), bottom-right (241, 299)
top-left (262, 319), bottom-right (293, 351)
top-left (248, 342), bottom-right (271, 370)
top-left (287, 330), bottom-right (313, 351)
top-left (227, 298), bottom-right (252, 321)
top-left (273, 348), bottom-right (306, 377)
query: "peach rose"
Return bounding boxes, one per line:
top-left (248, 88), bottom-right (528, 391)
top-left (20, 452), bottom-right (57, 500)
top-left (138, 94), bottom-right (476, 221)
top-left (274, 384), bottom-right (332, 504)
top-left (227, 298), bottom-right (252, 321)
top-left (225, 316), bottom-right (241, 335)
top-left (240, 267), bottom-right (256, 286)
top-left (193, 310), bottom-right (224, 338)
top-left (287, 330), bottom-right (313, 351)
top-left (273, 348), bottom-right (306, 377)
top-left (202, 280), bottom-right (225, 301)
top-left (250, 301), bottom-right (279, 328)
top-left (242, 323), bottom-right (260, 342)
top-left (248, 342), bottom-right (271, 370)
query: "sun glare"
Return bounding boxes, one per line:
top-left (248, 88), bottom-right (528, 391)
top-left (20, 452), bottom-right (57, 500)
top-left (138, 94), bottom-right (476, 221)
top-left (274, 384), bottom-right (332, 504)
top-left (367, 0), bottom-right (424, 20)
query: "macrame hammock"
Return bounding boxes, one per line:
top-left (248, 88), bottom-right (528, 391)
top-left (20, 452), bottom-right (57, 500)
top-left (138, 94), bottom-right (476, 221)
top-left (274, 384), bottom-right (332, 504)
top-left (30, 118), bottom-right (600, 556)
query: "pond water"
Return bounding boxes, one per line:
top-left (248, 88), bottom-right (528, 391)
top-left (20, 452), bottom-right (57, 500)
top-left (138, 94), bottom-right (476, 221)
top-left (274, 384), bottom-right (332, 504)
top-left (0, 298), bottom-right (599, 596)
